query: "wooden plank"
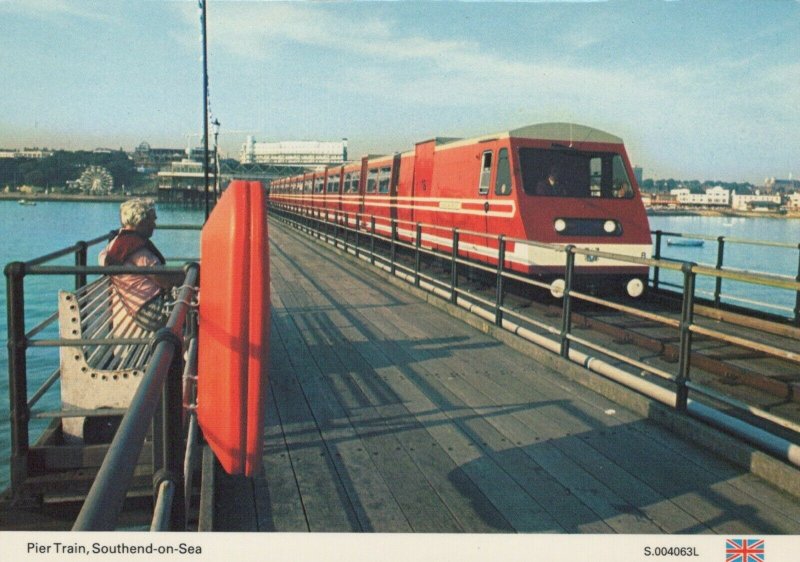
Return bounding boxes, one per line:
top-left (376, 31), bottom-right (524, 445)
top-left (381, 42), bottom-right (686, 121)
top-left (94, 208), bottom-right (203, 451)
top-left (273, 232), bottom-right (511, 532)
top-left (254, 378), bottom-right (309, 531)
top-left (269, 273), bottom-right (411, 532)
top-left (197, 445), bottom-right (215, 532)
top-left (302, 274), bottom-right (564, 532)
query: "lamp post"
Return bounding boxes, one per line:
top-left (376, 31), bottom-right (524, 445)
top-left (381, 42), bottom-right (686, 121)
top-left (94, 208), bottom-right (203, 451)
top-left (212, 118), bottom-right (220, 202)
top-left (200, 0), bottom-right (210, 220)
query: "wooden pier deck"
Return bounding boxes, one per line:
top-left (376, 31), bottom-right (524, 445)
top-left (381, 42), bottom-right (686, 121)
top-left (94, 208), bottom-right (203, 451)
top-left (214, 221), bottom-right (800, 534)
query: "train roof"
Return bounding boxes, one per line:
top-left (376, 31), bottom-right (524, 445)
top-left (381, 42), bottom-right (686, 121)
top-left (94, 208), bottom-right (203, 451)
top-left (508, 122), bottom-right (623, 144)
top-left (356, 122), bottom-right (624, 164)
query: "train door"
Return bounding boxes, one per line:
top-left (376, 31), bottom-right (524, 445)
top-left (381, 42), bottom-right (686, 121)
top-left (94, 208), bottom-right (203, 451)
top-left (477, 149), bottom-right (493, 235)
top-left (390, 153), bottom-right (401, 226)
top-left (488, 147), bottom-right (513, 235)
top-left (413, 140), bottom-right (435, 226)
top-left (358, 156), bottom-right (368, 220)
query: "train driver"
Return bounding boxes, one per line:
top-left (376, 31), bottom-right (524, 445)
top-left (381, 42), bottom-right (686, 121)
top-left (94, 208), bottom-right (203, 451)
top-left (537, 166), bottom-right (565, 196)
top-left (614, 181), bottom-right (632, 198)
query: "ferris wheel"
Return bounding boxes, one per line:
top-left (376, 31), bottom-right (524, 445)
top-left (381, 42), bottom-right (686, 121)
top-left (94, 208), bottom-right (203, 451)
top-left (78, 166), bottom-right (114, 193)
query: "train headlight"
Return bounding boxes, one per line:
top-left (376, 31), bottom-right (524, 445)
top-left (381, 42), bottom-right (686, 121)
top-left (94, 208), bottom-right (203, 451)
top-left (603, 220), bottom-right (617, 234)
top-left (554, 219), bottom-right (567, 233)
top-left (626, 278), bottom-right (645, 298)
top-left (549, 278), bottom-right (565, 298)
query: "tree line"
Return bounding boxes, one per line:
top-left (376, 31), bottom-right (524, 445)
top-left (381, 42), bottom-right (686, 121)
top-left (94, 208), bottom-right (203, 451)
top-left (639, 178), bottom-right (756, 194)
top-left (0, 150), bottom-right (146, 190)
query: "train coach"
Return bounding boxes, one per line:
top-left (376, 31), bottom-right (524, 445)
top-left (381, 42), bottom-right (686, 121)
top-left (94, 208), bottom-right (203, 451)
top-left (269, 122), bottom-right (652, 297)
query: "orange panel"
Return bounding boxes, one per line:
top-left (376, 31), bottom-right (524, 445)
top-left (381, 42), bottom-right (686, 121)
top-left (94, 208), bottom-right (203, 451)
top-left (197, 180), bottom-right (269, 476)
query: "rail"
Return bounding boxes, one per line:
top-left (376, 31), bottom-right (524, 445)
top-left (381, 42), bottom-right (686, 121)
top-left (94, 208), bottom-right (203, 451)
top-left (4, 225), bottom-right (202, 530)
top-left (270, 202), bottom-right (800, 469)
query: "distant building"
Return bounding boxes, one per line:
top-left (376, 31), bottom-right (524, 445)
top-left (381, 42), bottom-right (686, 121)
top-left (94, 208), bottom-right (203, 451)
top-left (0, 147), bottom-right (54, 159)
top-left (132, 141), bottom-right (187, 171)
top-left (642, 193), bottom-right (678, 207)
top-left (633, 166), bottom-right (643, 185)
top-left (731, 193), bottom-right (782, 211)
top-left (240, 137), bottom-right (348, 166)
top-left (157, 159), bottom-right (215, 192)
top-left (787, 193), bottom-right (800, 211)
top-left (764, 177), bottom-right (799, 193)
top-left (670, 186), bottom-right (730, 207)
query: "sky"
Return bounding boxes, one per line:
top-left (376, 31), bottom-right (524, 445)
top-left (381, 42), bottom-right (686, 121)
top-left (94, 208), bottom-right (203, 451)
top-left (1, 0), bottom-right (798, 184)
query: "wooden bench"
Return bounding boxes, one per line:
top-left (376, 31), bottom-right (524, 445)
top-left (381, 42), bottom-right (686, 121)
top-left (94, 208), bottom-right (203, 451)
top-left (58, 276), bottom-right (154, 443)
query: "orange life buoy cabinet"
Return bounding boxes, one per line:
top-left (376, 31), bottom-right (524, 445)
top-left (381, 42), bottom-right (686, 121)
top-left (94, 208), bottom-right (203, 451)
top-left (197, 180), bottom-right (270, 476)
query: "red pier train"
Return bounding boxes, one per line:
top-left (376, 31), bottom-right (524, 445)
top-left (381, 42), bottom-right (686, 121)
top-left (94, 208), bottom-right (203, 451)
top-left (269, 122), bottom-right (652, 297)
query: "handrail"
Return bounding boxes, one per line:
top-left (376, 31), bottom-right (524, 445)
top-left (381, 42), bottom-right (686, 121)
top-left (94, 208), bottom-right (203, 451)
top-left (654, 229), bottom-right (799, 250)
top-left (72, 262), bottom-right (199, 531)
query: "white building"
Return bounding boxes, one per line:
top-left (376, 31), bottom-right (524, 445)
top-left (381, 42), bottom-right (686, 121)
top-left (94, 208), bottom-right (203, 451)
top-left (670, 186), bottom-right (730, 207)
top-left (731, 193), bottom-right (782, 211)
top-left (240, 137), bottom-right (347, 166)
top-left (0, 148), bottom-right (54, 159)
top-left (787, 193), bottom-right (800, 211)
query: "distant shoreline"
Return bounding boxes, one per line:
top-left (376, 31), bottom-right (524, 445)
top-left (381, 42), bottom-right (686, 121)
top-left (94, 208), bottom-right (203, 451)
top-left (647, 207), bottom-right (800, 220)
top-left (0, 192), bottom-right (156, 203)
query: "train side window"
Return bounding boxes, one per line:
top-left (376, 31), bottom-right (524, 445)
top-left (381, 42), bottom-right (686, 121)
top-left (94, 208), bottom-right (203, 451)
top-left (478, 151), bottom-right (492, 195)
top-left (495, 148), bottom-right (511, 196)
top-left (304, 179), bottom-right (312, 193)
top-left (327, 174), bottom-right (340, 193)
top-left (378, 166), bottom-right (392, 193)
top-left (315, 177), bottom-right (324, 193)
top-left (350, 174), bottom-right (360, 193)
top-left (366, 168), bottom-right (378, 193)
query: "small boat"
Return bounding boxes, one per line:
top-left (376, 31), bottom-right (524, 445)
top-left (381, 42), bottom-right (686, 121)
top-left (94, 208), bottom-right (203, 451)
top-left (667, 239), bottom-right (704, 247)
top-left (18, 199), bottom-right (37, 206)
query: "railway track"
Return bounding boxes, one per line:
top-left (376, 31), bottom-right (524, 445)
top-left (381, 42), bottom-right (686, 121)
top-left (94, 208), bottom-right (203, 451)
top-left (272, 207), bottom-right (800, 438)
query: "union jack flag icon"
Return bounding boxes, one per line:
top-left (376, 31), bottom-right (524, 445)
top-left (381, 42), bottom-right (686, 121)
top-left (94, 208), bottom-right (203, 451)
top-left (726, 538), bottom-right (764, 562)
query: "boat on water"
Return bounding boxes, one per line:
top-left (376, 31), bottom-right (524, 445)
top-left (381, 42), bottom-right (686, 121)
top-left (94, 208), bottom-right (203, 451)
top-left (667, 238), bottom-right (704, 247)
top-left (18, 199), bottom-right (36, 206)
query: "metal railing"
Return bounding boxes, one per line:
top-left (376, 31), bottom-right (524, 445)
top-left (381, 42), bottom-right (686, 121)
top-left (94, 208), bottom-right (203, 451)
top-left (652, 229), bottom-right (800, 322)
top-left (4, 225), bottom-right (202, 530)
top-left (270, 202), bottom-right (800, 467)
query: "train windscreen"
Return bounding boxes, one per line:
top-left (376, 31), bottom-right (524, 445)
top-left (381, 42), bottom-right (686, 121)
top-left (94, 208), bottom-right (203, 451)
top-left (518, 148), bottom-right (633, 199)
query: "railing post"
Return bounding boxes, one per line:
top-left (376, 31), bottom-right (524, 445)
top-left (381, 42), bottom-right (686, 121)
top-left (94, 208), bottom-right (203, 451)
top-left (414, 223), bottom-right (422, 287)
top-left (495, 236), bottom-right (506, 326)
top-left (714, 236), bottom-right (725, 307)
top-left (560, 246), bottom-right (576, 358)
top-left (370, 217), bottom-right (376, 265)
top-left (390, 220), bottom-right (397, 275)
top-left (794, 244), bottom-right (800, 326)
top-left (156, 341), bottom-right (186, 530)
top-left (450, 229), bottom-right (459, 305)
top-left (75, 240), bottom-right (88, 290)
top-left (653, 230), bottom-right (662, 290)
top-left (676, 261), bottom-right (696, 411)
top-left (5, 262), bottom-right (29, 495)
top-left (355, 214), bottom-right (361, 259)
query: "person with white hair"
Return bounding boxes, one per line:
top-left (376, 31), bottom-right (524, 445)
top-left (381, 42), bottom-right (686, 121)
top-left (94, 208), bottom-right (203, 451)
top-left (99, 198), bottom-right (184, 331)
